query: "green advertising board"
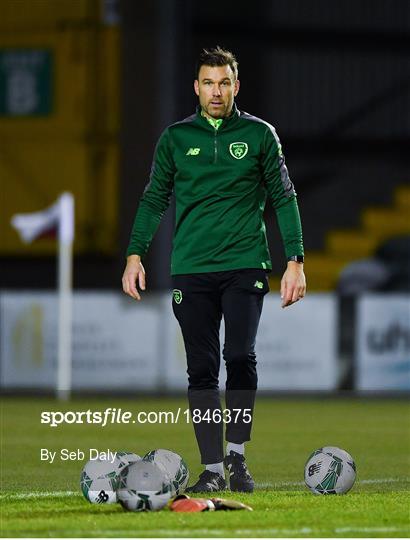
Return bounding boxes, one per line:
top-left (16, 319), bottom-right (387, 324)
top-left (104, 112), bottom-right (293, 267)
top-left (0, 49), bottom-right (53, 116)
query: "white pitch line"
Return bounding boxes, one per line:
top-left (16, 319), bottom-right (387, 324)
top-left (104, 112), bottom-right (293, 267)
top-left (360, 477), bottom-right (410, 484)
top-left (1, 476), bottom-right (409, 501)
top-left (255, 476), bottom-right (410, 488)
top-left (15, 526), bottom-right (410, 537)
top-left (0, 490), bottom-right (80, 500)
top-left (335, 526), bottom-right (410, 533)
top-left (232, 527), bottom-right (410, 535)
top-left (16, 531), bottom-right (234, 538)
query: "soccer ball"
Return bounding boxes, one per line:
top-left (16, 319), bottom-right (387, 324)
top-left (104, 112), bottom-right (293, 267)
top-left (117, 460), bottom-right (172, 511)
top-left (80, 452), bottom-right (140, 504)
top-left (80, 457), bottom-right (126, 504)
top-left (143, 448), bottom-right (189, 495)
top-left (304, 446), bottom-right (356, 495)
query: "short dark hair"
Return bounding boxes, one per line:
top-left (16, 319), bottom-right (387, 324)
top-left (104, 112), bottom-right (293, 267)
top-left (196, 46), bottom-right (239, 80)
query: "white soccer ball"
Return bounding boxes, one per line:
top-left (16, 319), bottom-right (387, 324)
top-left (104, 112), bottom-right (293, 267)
top-left (304, 446), bottom-right (357, 495)
top-left (80, 456), bottom-right (126, 504)
top-left (117, 460), bottom-right (172, 511)
top-left (143, 448), bottom-right (189, 496)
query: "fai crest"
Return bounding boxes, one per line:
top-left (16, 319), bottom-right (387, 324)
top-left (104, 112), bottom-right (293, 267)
top-left (229, 142), bottom-right (248, 160)
top-left (173, 289), bottom-right (183, 304)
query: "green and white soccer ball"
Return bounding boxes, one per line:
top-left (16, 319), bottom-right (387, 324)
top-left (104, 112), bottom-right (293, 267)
top-left (80, 452), bottom-right (141, 504)
top-left (117, 460), bottom-right (172, 511)
top-left (304, 446), bottom-right (356, 495)
top-left (143, 448), bottom-right (189, 495)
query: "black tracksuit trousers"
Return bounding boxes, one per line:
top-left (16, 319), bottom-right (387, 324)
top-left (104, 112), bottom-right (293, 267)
top-left (172, 269), bottom-right (269, 464)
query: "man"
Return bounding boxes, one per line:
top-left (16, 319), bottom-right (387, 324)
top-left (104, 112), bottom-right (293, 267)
top-left (122, 47), bottom-right (306, 493)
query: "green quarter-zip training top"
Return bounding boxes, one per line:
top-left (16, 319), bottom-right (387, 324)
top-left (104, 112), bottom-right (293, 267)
top-left (127, 104), bottom-right (304, 275)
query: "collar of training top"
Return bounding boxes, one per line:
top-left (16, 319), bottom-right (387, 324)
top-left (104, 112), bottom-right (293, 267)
top-left (196, 102), bottom-right (240, 130)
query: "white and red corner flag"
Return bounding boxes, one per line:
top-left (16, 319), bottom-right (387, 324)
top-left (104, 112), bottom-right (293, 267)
top-left (11, 192), bottom-right (75, 401)
top-left (11, 192), bottom-right (74, 244)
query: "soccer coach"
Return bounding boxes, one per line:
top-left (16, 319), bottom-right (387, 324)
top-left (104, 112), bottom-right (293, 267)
top-left (122, 47), bottom-right (306, 493)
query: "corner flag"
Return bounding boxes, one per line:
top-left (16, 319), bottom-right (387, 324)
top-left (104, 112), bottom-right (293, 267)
top-left (11, 192), bottom-right (75, 400)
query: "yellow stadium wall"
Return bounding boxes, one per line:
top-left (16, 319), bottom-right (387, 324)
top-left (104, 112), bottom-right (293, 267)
top-left (0, 0), bottom-right (119, 254)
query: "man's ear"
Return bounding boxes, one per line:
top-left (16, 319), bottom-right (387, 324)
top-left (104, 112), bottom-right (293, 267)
top-left (194, 79), bottom-right (199, 96)
top-left (234, 79), bottom-right (240, 97)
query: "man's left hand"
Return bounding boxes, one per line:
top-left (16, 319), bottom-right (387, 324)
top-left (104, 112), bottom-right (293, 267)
top-left (280, 261), bottom-right (306, 308)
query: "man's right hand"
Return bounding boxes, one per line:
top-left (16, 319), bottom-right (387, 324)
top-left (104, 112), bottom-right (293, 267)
top-left (122, 255), bottom-right (146, 301)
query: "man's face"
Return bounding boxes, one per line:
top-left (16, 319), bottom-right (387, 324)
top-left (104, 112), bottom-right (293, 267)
top-left (194, 64), bottom-right (240, 119)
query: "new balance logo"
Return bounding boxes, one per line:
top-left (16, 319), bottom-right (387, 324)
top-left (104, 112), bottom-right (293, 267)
top-left (308, 462), bottom-right (322, 477)
top-left (96, 490), bottom-right (109, 503)
top-left (186, 147), bottom-right (201, 155)
top-left (254, 280), bottom-right (264, 289)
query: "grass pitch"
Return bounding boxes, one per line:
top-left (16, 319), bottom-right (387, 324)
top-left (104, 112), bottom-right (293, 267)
top-left (1, 396), bottom-right (409, 538)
